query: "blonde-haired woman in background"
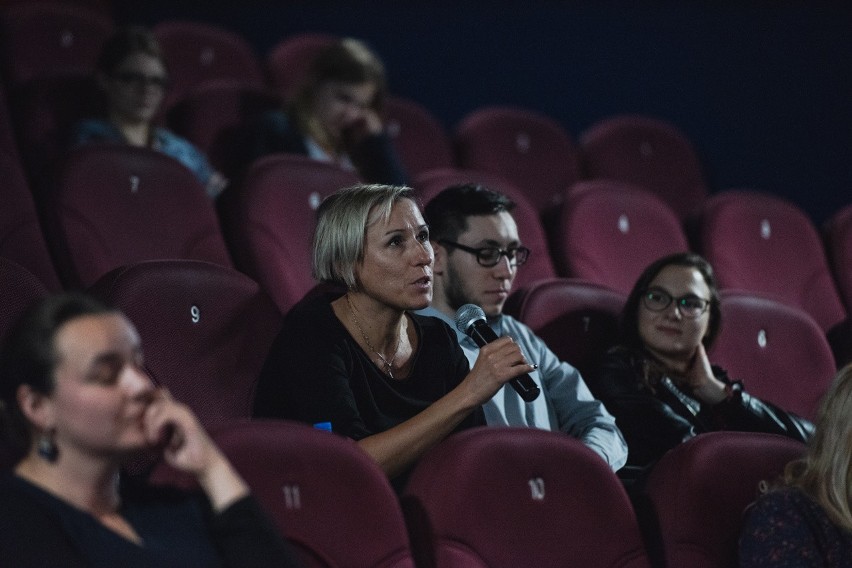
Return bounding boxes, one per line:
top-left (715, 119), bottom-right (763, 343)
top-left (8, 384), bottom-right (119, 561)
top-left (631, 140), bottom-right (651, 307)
top-left (247, 38), bottom-right (408, 185)
top-left (739, 364), bottom-right (852, 567)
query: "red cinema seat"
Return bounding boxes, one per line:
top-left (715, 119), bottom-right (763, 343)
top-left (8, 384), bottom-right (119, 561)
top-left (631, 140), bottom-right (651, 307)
top-left (547, 179), bottom-right (689, 295)
top-left (709, 291), bottom-right (836, 421)
top-left (152, 21), bottom-right (264, 110)
top-left (264, 32), bottom-right (337, 102)
top-left (403, 427), bottom-right (652, 568)
top-left (214, 419), bottom-right (415, 568)
top-left (580, 114), bottom-right (708, 220)
top-left (455, 105), bottom-right (581, 213)
top-left (222, 154), bottom-right (359, 315)
top-left (503, 277), bottom-right (626, 396)
top-left (384, 95), bottom-right (453, 178)
top-left (0, 3), bottom-right (114, 88)
top-left (45, 145), bottom-right (232, 288)
top-left (696, 189), bottom-right (847, 334)
top-left (89, 260), bottom-right (281, 426)
top-left (643, 431), bottom-right (806, 568)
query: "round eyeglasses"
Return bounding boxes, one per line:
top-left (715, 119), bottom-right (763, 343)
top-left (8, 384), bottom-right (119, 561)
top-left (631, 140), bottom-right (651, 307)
top-left (642, 287), bottom-right (711, 319)
top-left (438, 239), bottom-right (531, 268)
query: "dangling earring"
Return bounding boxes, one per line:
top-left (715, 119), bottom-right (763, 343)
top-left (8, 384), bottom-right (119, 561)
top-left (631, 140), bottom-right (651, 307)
top-left (37, 431), bottom-right (58, 462)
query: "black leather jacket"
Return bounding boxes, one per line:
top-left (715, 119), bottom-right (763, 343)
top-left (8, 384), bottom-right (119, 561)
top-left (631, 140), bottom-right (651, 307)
top-left (597, 347), bottom-right (814, 470)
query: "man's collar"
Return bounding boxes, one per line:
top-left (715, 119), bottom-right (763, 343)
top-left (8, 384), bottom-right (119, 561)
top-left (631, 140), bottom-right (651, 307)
top-left (416, 305), bottom-right (504, 335)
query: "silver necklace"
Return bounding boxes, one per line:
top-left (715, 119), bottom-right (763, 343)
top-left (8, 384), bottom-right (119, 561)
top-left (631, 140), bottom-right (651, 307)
top-left (346, 294), bottom-right (402, 379)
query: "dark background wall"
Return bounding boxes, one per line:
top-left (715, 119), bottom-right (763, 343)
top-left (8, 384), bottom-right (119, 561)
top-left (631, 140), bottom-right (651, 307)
top-left (113, 0), bottom-right (852, 225)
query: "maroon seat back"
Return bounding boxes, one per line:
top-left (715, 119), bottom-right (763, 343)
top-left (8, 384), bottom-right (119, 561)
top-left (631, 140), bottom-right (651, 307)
top-left (0, 82), bottom-right (22, 161)
top-left (454, 106), bottom-right (581, 212)
top-left (264, 32), bottom-right (337, 102)
top-left (223, 154), bottom-right (359, 314)
top-left (413, 167), bottom-right (557, 290)
top-left (152, 21), bottom-right (264, 111)
top-left (547, 179), bottom-right (689, 295)
top-left (643, 431), bottom-right (806, 568)
top-left (824, 202), bottom-right (852, 312)
top-left (0, 146), bottom-right (61, 291)
top-left (504, 278), bottom-right (626, 396)
top-left (166, 79), bottom-right (280, 180)
top-left (385, 95), bottom-right (453, 178)
top-left (0, 3), bottom-right (114, 88)
top-left (46, 145), bottom-right (232, 288)
top-left (696, 189), bottom-right (847, 332)
top-left (9, 74), bottom-right (104, 195)
top-left (0, 257), bottom-right (51, 348)
top-left (89, 260), bottom-right (281, 426)
top-left (0, 257), bottom-right (51, 470)
top-left (403, 427), bottom-right (652, 568)
top-left (580, 114), bottom-right (708, 219)
top-left (709, 291), bottom-right (835, 421)
top-left (214, 419), bottom-right (415, 568)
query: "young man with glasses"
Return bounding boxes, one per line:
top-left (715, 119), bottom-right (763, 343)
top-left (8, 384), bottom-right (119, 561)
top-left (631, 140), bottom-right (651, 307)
top-left (417, 184), bottom-right (627, 472)
top-left (596, 252), bottom-right (814, 474)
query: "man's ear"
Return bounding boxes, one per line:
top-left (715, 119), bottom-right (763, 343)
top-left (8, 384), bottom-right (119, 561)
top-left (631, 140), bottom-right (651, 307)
top-left (432, 242), bottom-right (447, 275)
top-left (16, 384), bottom-right (55, 432)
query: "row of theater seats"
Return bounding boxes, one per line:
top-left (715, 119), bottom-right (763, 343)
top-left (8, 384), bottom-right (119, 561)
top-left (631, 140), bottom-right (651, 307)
top-left (158, 423), bottom-right (804, 568)
top-left (3, 1), bottom-right (846, 313)
top-left (0, 244), bottom-right (833, 457)
top-left (0, 5), bottom-right (835, 567)
top-left (7, 134), bottom-right (852, 327)
top-left (2, 137), bottom-right (845, 409)
top-left (0, 5), bottom-right (849, 324)
top-left (0, 3), bottom-right (710, 217)
top-left (0, 255), bottom-right (811, 567)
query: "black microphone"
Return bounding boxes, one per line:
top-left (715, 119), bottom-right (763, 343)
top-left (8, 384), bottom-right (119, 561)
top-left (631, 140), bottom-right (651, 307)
top-left (455, 304), bottom-right (541, 402)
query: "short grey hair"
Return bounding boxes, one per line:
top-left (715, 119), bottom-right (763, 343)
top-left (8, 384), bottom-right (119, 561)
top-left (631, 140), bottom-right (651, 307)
top-left (312, 184), bottom-right (416, 289)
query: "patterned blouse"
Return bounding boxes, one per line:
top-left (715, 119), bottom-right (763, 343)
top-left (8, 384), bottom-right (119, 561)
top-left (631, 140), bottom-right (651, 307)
top-left (739, 486), bottom-right (852, 567)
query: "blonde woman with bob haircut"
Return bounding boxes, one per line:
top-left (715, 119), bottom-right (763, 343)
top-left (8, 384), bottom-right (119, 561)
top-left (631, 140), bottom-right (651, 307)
top-left (739, 363), bottom-right (852, 567)
top-left (253, 184), bottom-right (534, 489)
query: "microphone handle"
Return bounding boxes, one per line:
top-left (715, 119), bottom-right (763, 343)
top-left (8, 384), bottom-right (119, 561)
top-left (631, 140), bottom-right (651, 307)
top-left (468, 323), bottom-right (541, 402)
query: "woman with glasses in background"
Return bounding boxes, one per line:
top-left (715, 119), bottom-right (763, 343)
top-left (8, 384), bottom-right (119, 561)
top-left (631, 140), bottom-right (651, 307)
top-left (596, 252), bottom-right (813, 477)
top-left (71, 26), bottom-right (227, 199)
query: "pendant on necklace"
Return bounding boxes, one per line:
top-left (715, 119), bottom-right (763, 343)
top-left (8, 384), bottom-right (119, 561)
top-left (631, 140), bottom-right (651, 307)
top-left (377, 354), bottom-right (394, 379)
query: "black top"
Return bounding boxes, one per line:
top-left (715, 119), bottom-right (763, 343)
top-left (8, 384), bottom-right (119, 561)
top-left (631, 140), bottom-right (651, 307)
top-left (596, 346), bottom-right (814, 470)
top-left (253, 294), bottom-right (484, 442)
top-left (246, 110), bottom-right (409, 186)
top-left (0, 473), bottom-right (301, 568)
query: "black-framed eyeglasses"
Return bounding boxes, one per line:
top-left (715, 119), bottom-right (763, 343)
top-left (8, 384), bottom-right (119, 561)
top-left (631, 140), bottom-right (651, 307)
top-left (439, 239), bottom-right (530, 268)
top-left (641, 287), bottom-right (711, 319)
top-left (112, 71), bottom-right (170, 90)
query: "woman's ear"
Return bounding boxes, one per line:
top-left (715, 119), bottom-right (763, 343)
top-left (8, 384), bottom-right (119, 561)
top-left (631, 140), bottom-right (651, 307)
top-left (16, 384), bottom-right (54, 432)
top-left (432, 242), bottom-right (446, 275)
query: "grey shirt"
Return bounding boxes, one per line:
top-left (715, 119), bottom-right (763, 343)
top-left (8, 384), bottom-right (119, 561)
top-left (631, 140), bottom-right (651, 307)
top-left (417, 307), bottom-right (628, 471)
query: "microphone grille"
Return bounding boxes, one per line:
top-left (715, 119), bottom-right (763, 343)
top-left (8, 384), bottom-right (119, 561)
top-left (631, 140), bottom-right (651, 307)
top-left (455, 304), bottom-right (486, 333)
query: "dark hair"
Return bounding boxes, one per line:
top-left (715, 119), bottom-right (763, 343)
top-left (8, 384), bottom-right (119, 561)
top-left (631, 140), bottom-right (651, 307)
top-left (96, 25), bottom-right (166, 77)
top-left (619, 252), bottom-right (722, 350)
top-left (0, 293), bottom-right (115, 456)
top-left (423, 184), bottom-right (516, 243)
